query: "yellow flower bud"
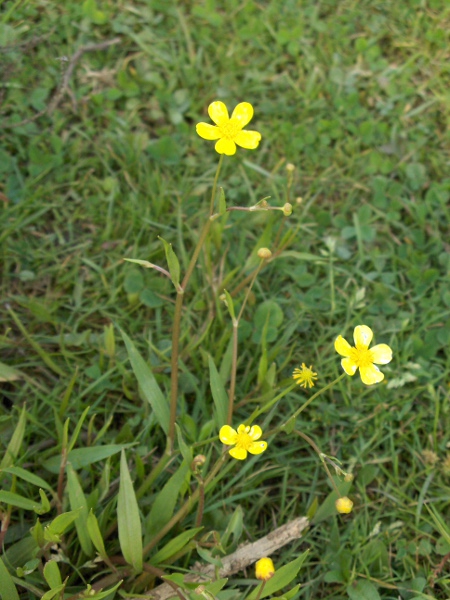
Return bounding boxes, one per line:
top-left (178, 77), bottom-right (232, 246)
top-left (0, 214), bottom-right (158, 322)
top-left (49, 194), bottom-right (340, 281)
top-left (344, 473), bottom-right (354, 483)
top-left (335, 496), bottom-right (353, 514)
top-left (296, 196), bottom-right (303, 204)
top-left (257, 248), bottom-right (272, 260)
top-left (282, 203), bottom-right (293, 216)
top-left (255, 557), bottom-right (275, 581)
top-left (285, 162), bottom-right (295, 172)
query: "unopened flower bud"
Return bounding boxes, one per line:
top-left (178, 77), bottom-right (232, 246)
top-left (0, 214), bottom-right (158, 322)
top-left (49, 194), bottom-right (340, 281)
top-left (296, 196), bottom-right (303, 204)
top-left (336, 496), bottom-right (353, 514)
top-left (257, 248), bottom-right (272, 260)
top-left (255, 557), bottom-right (275, 581)
top-left (344, 473), bottom-right (354, 483)
top-left (191, 455), bottom-right (206, 471)
top-left (285, 162), bottom-right (295, 172)
top-left (282, 203), bottom-right (293, 216)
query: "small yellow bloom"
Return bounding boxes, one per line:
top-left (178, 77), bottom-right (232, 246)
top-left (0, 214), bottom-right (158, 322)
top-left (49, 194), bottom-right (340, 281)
top-left (292, 363), bottom-right (318, 388)
top-left (334, 325), bottom-right (393, 386)
top-left (219, 424), bottom-right (267, 460)
top-left (255, 557), bottom-right (275, 581)
top-left (335, 496), bottom-right (353, 514)
top-left (196, 101), bottom-right (261, 156)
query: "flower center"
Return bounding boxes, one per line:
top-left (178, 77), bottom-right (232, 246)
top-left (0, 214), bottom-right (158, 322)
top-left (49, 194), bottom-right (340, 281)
top-left (351, 347), bottom-right (374, 368)
top-left (219, 119), bottom-right (241, 140)
top-left (235, 429), bottom-right (253, 450)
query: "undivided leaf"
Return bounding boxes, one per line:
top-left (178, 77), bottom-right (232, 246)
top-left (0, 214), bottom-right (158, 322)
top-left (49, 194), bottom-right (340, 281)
top-left (159, 236), bottom-right (181, 288)
top-left (87, 510), bottom-right (108, 559)
top-left (66, 465), bottom-right (93, 556)
top-left (347, 579), bottom-right (381, 600)
top-left (117, 450), bottom-right (143, 573)
top-left (247, 551), bottom-right (309, 600)
top-left (208, 354), bottom-right (228, 428)
top-left (0, 556), bottom-right (20, 600)
top-left (1, 405), bottom-right (26, 469)
top-left (44, 510), bottom-right (81, 543)
top-left (151, 528), bottom-right (202, 565)
top-left (43, 443), bottom-right (136, 473)
top-left (146, 460), bottom-right (189, 538)
top-left (121, 329), bottom-right (170, 434)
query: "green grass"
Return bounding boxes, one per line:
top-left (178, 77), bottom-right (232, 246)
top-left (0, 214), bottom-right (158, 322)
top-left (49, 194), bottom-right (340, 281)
top-left (1, 0), bottom-right (450, 599)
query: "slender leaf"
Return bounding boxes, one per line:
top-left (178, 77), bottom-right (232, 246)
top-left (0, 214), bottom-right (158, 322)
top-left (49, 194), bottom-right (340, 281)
top-left (247, 551), bottom-right (309, 600)
top-left (1, 406), bottom-right (26, 469)
top-left (0, 491), bottom-right (42, 512)
top-left (68, 405), bottom-right (91, 453)
top-left (87, 510), bottom-right (107, 559)
top-left (208, 354), bottom-right (228, 428)
top-left (44, 510), bottom-right (81, 543)
top-left (146, 460), bottom-right (189, 538)
top-left (43, 561), bottom-right (62, 588)
top-left (121, 329), bottom-right (169, 434)
top-left (151, 528), bottom-right (202, 565)
top-left (66, 465), bottom-right (93, 556)
top-left (117, 450), bottom-right (143, 573)
top-left (1, 466), bottom-right (53, 493)
top-left (42, 443), bottom-right (136, 473)
top-left (0, 556), bottom-right (20, 600)
top-left (159, 236), bottom-right (180, 288)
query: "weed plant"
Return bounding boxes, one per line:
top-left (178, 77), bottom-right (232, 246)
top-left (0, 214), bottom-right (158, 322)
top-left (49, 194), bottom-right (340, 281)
top-left (1, 1), bottom-right (450, 600)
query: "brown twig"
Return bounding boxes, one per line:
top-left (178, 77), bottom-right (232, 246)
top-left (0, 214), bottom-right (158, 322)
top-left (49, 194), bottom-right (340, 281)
top-left (1, 37), bottom-right (121, 129)
top-left (134, 516), bottom-right (309, 600)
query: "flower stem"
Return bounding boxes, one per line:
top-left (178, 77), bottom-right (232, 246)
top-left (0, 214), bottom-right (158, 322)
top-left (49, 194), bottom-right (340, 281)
top-left (254, 580), bottom-right (266, 600)
top-left (167, 156), bottom-right (224, 453)
top-left (294, 429), bottom-right (341, 496)
top-left (227, 259), bottom-right (265, 425)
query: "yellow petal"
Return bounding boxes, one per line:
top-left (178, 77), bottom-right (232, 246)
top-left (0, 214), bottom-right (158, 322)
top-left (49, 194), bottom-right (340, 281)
top-left (249, 425), bottom-right (262, 441)
top-left (353, 325), bottom-right (373, 349)
top-left (215, 138), bottom-right (236, 155)
top-left (219, 425), bottom-right (237, 445)
top-left (234, 129), bottom-right (262, 149)
top-left (237, 424), bottom-right (249, 434)
top-left (370, 343), bottom-right (393, 365)
top-left (231, 102), bottom-right (254, 127)
top-left (334, 335), bottom-right (353, 357)
top-left (359, 364), bottom-right (384, 385)
top-left (196, 122), bottom-right (221, 140)
top-left (229, 446), bottom-right (247, 460)
top-left (341, 357), bottom-right (358, 376)
top-left (208, 101), bottom-right (229, 126)
top-left (248, 440), bottom-right (268, 455)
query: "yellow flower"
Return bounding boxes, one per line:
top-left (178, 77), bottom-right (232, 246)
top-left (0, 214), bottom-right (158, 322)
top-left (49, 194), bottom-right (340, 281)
top-left (334, 325), bottom-right (392, 386)
top-left (219, 424), bottom-right (267, 460)
top-left (255, 557), bottom-right (275, 581)
top-left (292, 363), bottom-right (318, 388)
top-left (196, 101), bottom-right (261, 156)
top-left (335, 496), bottom-right (353, 514)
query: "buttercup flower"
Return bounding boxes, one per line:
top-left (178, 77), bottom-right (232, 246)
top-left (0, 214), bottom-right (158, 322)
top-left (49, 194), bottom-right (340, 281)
top-left (219, 424), bottom-right (267, 460)
top-left (334, 325), bottom-right (392, 385)
top-left (292, 363), bottom-right (318, 388)
top-left (196, 101), bottom-right (261, 156)
top-left (255, 557), bottom-right (275, 581)
top-left (336, 496), bottom-right (353, 514)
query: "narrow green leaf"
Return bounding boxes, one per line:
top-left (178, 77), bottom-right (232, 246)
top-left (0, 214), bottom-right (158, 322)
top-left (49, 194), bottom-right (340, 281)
top-left (175, 424), bottom-right (193, 465)
top-left (8, 308), bottom-right (66, 377)
top-left (208, 354), bottom-right (228, 428)
top-left (68, 405), bottom-right (91, 453)
top-left (218, 187), bottom-right (226, 215)
top-left (146, 460), bottom-right (189, 538)
top-left (59, 367), bottom-right (78, 419)
top-left (0, 556), bottom-right (20, 600)
top-left (121, 329), bottom-right (169, 434)
top-left (222, 289), bottom-right (236, 321)
top-left (1, 466), bottom-right (53, 493)
top-left (0, 491), bottom-right (42, 511)
top-left (44, 509), bottom-right (81, 543)
top-left (79, 582), bottom-right (123, 600)
top-left (1, 406), bottom-right (26, 469)
top-left (151, 527), bottom-right (202, 565)
top-left (0, 362), bottom-right (23, 382)
top-left (36, 489), bottom-right (51, 515)
top-left (247, 551), bottom-right (309, 600)
top-left (43, 560), bottom-right (62, 588)
top-left (426, 505), bottom-right (450, 545)
top-left (347, 579), bottom-right (381, 600)
top-left (159, 236), bottom-right (180, 288)
top-left (123, 258), bottom-right (155, 268)
top-left (42, 443), bottom-right (136, 473)
top-left (41, 584), bottom-right (66, 600)
top-left (66, 465), bottom-right (93, 556)
top-left (87, 510), bottom-right (107, 559)
top-left (117, 450), bottom-right (143, 573)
